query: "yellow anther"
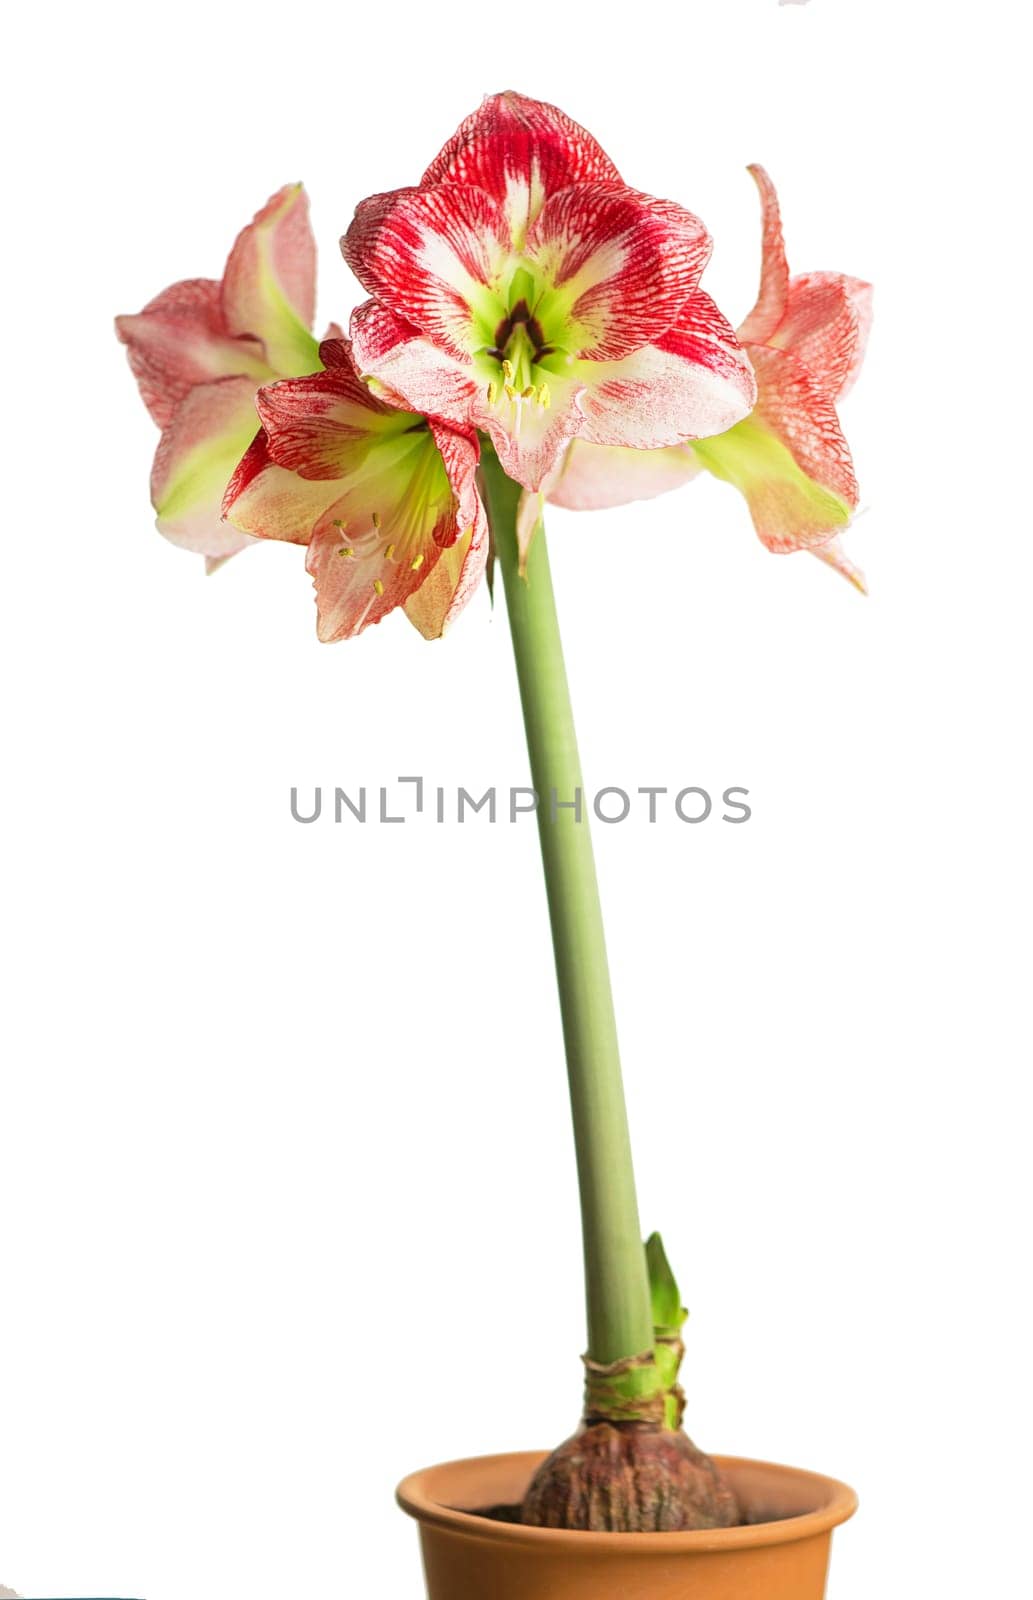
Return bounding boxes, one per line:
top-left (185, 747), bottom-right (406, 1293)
top-left (372, 511), bottom-right (382, 530)
top-left (487, 381), bottom-right (498, 405)
top-left (501, 359), bottom-right (514, 381)
top-left (385, 543), bottom-right (396, 561)
top-left (337, 546), bottom-right (354, 558)
top-left (411, 552), bottom-right (425, 571)
top-left (331, 518), bottom-right (344, 528)
top-left (373, 579), bottom-right (385, 596)
top-left (537, 383), bottom-right (551, 409)
top-left (521, 385), bottom-right (535, 399)
top-left (504, 383), bottom-right (517, 400)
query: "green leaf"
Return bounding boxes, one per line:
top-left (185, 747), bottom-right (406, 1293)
top-left (645, 1232), bottom-right (686, 1333)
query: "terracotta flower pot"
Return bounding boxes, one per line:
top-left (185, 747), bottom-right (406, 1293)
top-left (398, 1449), bottom-right (857, 1600)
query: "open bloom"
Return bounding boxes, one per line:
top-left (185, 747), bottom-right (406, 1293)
top-left (116, 185), bottom-right (323, 566)
top-left (222, 339), bottom-right (487, 641)
top-left (548, 166), bottom-right (872, 588)
top-left (343, 92), bottom-right (756, 493)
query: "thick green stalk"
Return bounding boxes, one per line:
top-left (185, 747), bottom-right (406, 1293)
top-left (481, 452), bottom-right (654, 1366)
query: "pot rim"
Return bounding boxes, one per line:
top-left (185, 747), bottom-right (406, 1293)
top-left (397, 1450), bottom-right (858, 1554)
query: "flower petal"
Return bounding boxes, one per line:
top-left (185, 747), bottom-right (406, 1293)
top-left (546, 437), bottom-right (701, 511)
top-left (115, 279), bottom-right (268, 428)
top-left (254, 338), bottom-right (415, 481)
top-left (576, 290), bottom-right (757, 448)
top-left (342, 185), bottom-right (505, 356)
top-left (350, 298), bottom-right (484, 422)
top-left (421, 91), bottom-right (622, 248)
top-left (221, 184), bottom-right (320, 376)
top-left (305, 515), bottom-right (440, 642)
top-left (737, 164), bottom-right (790, 345)
top-left (224, 373), bottom-right (486, 640)
top-left (150, 377), bottom-right (263, 557)
top-left (222, 430), bottom-right (343, 545)
top-left (403, 503), bottom-right (489, 638)
top-left (692, 344), bottom-right (857, 551)
top-left (810, 534), bottom-right (868, 593)
top-left (527, 184), bottom-right (713, 359)
top-left (304, 418), bottom-right (482, 641)
top-left (773, 272), bottom-right (873, 400)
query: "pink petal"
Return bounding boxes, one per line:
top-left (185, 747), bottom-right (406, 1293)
top-left (222, 430), bottom-right (344, 545)
top-left (577, 290), bottom-right (757, 449)
top-left (836, 277), bottom-right (873, 397)
top-left (304, 414), bottom-right (485, 641)
top-left (737, 164), bottom-right (790, 345)
top-left (115, 279), bottom-right (268, 428)
top-left (305, 516), bottom-right (440, 641)
top-left (546, 437), bottom-right (701, 511)
top-left (306, 418), bottom-right (484, 642)
top-left (255, 339), bottom-right (406, 481)
top-left (427, 417), bottom-right (483, 534)
top-left (342, 185), bottom-right (506, 357)
top-left (420, 90), bottom-right (622, 247)
top-left (810, 534), bottom-right (868, 593)
top-left (527, 184), bottom-right (713, 359)
top-left (223, 378), bottom-right (486, 639)
top-left (484, 376), bottom-right (586, 492)
top-left (150, 376), bottom-right (265, 558)
top-left (350, 299), bottom-right (484, 427)
top-left (694, 343), bottom-right (858, 553)
top-left (221, 184), bottom-right (319, 376)
top-left (403, 504), bottom-right (489, 638)
top-left (749, 344), bottom-right (857, 518)
top-left (772, 272), bottom-right (874, 401)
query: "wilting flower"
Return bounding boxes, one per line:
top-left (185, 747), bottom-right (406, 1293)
top-left (548, 165), bottom-right (872, 588)
top-left (116, 186), bottom-right (323, 566)
top-left (222, 339), bottom-right (487, 641)
top-left (343, 92), bottom-right (756, 493)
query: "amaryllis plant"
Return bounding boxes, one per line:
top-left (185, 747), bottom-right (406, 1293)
top-left (117, 91), bottom-right (871, 1534)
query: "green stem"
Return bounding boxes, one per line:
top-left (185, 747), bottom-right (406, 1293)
top-left (481, 452), bottom-right (654, 1367)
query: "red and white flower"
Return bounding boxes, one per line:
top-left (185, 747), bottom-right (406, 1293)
top-left (222, 339), bottom-right (487, 641)
top-left (548, 165), bottom-right (872, 589)
top-left (116, 185), bottom-right (324, 566)
top-left (343, 92), bottom-right (756, 493)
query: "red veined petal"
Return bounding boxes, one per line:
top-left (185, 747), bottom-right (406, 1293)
top-left (426, 418), bottom-right (483, 537)
top-left (528, 184), bottom-right (712, 359)
top-left (224, 391), bottom-right (483, 638)
top-left (116, 279), bottom-right (269, 428)
top-left (737, 164), bottom-right (790, 345)
top-left (810, 534), bottom-right (868, 593)
top-left (576, 290), bottom-right (756, 449)
top-left (402, 502), bottom-right (489, 638)
top-left (254, 339), bottom-right (418, 481)
top-left (836, 277), bottom-right (873, 397)
top-left (307, 415), bottom-right (484, 640)
top-left (546, 437), bottom-right (701, 510)
top-left (150, 376), bottom-right (264, 557)
top-left (305, 517), bottom-right (443, 642)
top-left (772, 272), bottom-right (874, 401)
top-left (342, 185), bottom-right (506, 357)
top-left (749, 344), bottom-right (857, 513)
top-left (693, 343), bottom-right (858, 552)
top-left (484, 371), bottom-right (586, 492)
top-left (221, 184), bottom-right (320, 376)
top-left (421, 90), bottom-right (623, 248)
top-left (222, 431), bottom-right (345, 546)
top-left (350, 299), bottom-right (483, 428)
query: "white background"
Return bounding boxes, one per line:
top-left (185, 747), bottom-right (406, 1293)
top-left (2, 2), bottom-right (1029, 1596)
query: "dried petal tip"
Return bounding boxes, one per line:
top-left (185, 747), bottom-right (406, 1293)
top-left (521, 1422), bottom-right (740, 1532)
